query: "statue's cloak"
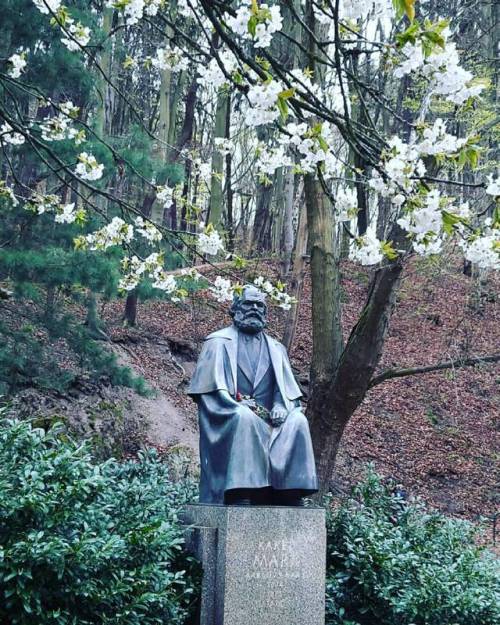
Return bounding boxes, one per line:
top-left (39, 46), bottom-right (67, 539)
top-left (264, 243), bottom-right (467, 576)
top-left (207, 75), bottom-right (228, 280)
top-left (188, 325), bottom-right (318, 503)
top-left (188, 325), bottom-right (302, 409)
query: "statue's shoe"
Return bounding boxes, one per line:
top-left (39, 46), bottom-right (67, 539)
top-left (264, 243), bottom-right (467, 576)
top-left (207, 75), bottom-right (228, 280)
top-left (229, 498), bottom-right (252, 506)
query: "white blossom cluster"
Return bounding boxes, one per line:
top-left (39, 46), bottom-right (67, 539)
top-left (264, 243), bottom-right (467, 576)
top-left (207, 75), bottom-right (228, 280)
top-left (8, 53), bottom-right (27, 78)
top-left (394, 30), bottom-right (485, 105)
top-left (208, 275), bottom-right (295, 308)
top-left (24, 193), bottom-right (82, 224)
top-left (486, 174), bottom-right (500, 198)
top-left (279, 122), bottom-right (341, 178)
top-left (225, 3), bottom-right (283, 49)
top-left (82, 216), bottom-right (133, 250)
top-left (0, 122), bottom-right (26, 145)
top-left (245, 81), bottom-right (283, 127)
top-left (198, 223), bottom-right (225, 256)
top-left (350, 232), bottom-right (384, 266)
top-left (0, 180), bottom-right (19, 206)
top-left (26, 193), bottom-right (60, 215)
top-left (119, 252), bottom-right (178, 294)
top-left (253, 276), bottom-right (295, 310)
top-left (416, 118), bottom-right (467, 156)
top-left (119, 257), bottom-right (203, 296)
top-left (256, 144), bottom-right (291, 177)
top-left (106, 0), bottom-right (163, 26)
top-left (61, 18), bottom-right (91, 51)
top-left (55, 202), bottom-right (78, 223)
top-left (156, 184), bottom-right (174, 210)
top-left (397, 189), bottom-right (449, 255)
top-left (178, 266), bottom-right (203, 281)
top-left (151, 47), bottom-right (189, 72)
top-left (33, 0), bottom-right (61, 14)
top-left (134, 216), bottom-right (162, 242)
top-left (339, 0), bottom-right (393, 21)
top-left (210, 276), bottom-right (233, 302)
top-left (74, 152), bottom-right (104, 181)
top-left (369, 136), bottom-right (426, 200)
top-left (336, 186), bottom-right (358, 221)
top-left (197, 49), bottom-right (238, 90)
top-left (460, 231), bottom-right (500, 270)
top-left (40, 115), bottom-right (82, 143)
top-left (214, 138), bottom-right (233, 156)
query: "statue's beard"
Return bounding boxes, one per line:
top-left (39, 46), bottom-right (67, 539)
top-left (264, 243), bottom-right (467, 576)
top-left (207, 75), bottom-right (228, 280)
top-left (233, 311), bottom-right (266, 334)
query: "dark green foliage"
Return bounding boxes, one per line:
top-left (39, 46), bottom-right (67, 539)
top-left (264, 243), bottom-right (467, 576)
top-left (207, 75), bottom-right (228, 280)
top-left (0, 417), bottom-right (200, 625)
top-left (325, 471), bottom-right (499, 625)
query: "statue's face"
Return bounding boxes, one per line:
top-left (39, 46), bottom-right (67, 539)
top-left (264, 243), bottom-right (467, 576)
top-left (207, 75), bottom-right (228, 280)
top-left (233, 292), bottom-right (267, 334)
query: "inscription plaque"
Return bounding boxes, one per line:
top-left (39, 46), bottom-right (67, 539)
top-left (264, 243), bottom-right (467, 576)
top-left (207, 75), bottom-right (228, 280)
top-left (183, 504), bottom-right (326, 625)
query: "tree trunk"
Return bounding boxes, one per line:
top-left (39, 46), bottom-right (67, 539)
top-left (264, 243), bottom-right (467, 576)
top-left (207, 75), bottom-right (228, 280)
top-left (304, 174), bottom-right (344, 432)
top-left (312, 262), bottom-right (404, 493)
top-left (282, 180), bottom-right (307, 352)
top-left (224, 97), bottom-right (234, 251)
top-left (85, 291), bottom-right (108, 341)
top-left (209, 91), bottom-right (229, 229)
top-left (252, 181), bottom-right (274, 254)
top-left (123, 290), bottom-right (138, 327)
top-left (281, 168), bottom-right (295, 276)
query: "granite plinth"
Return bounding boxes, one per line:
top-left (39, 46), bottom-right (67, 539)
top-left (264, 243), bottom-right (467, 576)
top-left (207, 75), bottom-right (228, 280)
top-left (183, 504), bottom-right (326, 625)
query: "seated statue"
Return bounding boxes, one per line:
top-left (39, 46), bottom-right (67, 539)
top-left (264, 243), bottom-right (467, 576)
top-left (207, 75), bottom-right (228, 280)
top-left (188, 284), bottom-right (318, 506)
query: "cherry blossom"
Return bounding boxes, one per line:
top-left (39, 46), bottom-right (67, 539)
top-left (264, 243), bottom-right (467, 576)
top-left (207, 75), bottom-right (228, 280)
top-left (198, 223), bottom-right (225, 256)
top-left (74, 153), bottom-right (104, 181)
top-left (210, 276), bottom-right (233, 302)
top-left (0, 122), bottom-right (25, 145)
top-left (61, 19), bottom-right (91, 51)
top-left (245, 81), bottom-right (283, 127)
top-left (80, 216), bottom-right (133, 250)
top-left (8, 53), bottom-right (27, 78)
top-left (350, 232), bottom-right (385, 266)
top-left (32, 0), bottom-right (61, 14)
top-left (485, 174), bottom-right (500, 198)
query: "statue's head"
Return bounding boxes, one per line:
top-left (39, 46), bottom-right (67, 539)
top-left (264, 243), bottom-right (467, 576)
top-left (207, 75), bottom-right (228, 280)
top-left (230, 285), bottom-right (267, 334)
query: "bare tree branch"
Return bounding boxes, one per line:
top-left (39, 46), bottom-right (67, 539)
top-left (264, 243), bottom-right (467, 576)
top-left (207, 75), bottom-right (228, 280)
top-left (369, 354), bottom-right (500, 388)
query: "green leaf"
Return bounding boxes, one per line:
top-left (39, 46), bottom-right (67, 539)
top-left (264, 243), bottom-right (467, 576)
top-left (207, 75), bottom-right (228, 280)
top-left (422, 30), bottom-right (445, 49)
top-left (392, 0), bottom-right (415, 21)
top-left (396, 20), bottom-right (420, 46)
top-left (279, 88), bottom-right (295, 100)
top-left (277, 96), bottom-right (289, 122)
top-left (248, 15), bottom-right (257, 37)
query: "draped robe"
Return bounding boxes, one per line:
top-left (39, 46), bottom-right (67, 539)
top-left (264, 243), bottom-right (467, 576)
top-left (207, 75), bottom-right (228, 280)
top-left (188, 325), bottom-right (318, 503)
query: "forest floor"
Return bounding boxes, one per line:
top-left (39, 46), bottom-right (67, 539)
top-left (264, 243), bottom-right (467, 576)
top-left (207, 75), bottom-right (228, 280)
top-left (7, 255), bottom-right (499, 539)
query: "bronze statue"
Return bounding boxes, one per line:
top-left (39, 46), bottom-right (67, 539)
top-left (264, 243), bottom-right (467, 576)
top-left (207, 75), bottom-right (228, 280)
top-left (188, 285), bottom-right (318, 506)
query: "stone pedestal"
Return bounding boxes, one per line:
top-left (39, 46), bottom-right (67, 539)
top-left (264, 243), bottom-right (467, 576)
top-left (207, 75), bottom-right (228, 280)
top-left (183, 504), bottom-right (326, 625)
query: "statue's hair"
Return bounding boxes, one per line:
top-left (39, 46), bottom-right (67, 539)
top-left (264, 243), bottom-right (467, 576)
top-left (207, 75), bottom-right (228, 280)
top-left (229, 284), bottom-right (267, 318)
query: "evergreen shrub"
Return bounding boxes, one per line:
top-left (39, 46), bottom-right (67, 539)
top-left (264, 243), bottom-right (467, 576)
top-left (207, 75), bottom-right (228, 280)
top-left (325, 471), bottom-right (499, 625)
top-left (0, 416), bottom-right (200, 625)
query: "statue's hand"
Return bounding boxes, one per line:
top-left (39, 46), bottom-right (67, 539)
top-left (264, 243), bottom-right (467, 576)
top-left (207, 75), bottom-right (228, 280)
top-left (270, 404), bottom-right (288, 427)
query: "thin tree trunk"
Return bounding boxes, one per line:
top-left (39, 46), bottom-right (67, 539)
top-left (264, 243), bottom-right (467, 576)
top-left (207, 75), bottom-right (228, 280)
top-left (281, 168), bottom-right (295, 276)
top-left (282, 180), bottom-right (307, 351)
top-left (209, 92), bottom-right (229, 228)
top-left (123, 290), bottom-right (138, 327)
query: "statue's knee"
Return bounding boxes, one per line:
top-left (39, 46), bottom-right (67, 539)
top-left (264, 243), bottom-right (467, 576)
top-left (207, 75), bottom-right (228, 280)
top-left (288, 409), bottom-right (308, 428)
top-left (235, 405), bottom-right (257, 426)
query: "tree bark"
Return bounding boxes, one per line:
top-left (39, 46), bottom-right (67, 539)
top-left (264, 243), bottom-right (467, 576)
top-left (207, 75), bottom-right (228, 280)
top-left (282, 181), bottom-right (307, 352)
top-left (311, 262), bottom-right (403, 493)
top-left (304, 174), bottom-right (343, 427)
top-left (208, 91), bottom-right (229, 229)
top-left (123, 290), bottom-right (138, 327)
top-left (281, 168), bottom-right (295, 276)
